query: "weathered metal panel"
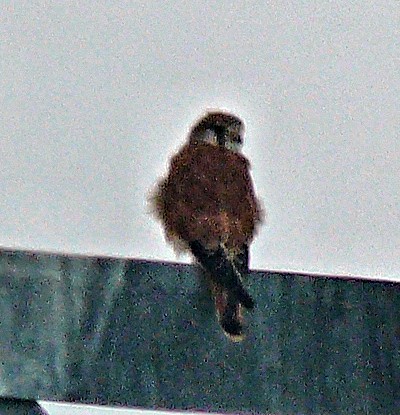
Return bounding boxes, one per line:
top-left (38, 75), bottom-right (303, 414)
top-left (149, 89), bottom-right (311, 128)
top-left (0, 249), bottom-right (398, 414)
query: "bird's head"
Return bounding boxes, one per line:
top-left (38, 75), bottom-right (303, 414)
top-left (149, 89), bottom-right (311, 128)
top-left (189, 111), bottom-right (244, 152)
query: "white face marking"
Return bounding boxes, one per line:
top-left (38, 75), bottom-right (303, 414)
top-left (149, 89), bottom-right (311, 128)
top-left (201, 128), bottom-right (218, 145)
top-left (224, 124), bottom-right (244, 152)
top-left (225, 140), bottom-right (242, 152)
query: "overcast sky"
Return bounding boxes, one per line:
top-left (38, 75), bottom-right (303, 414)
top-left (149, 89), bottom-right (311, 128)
top-left (1, 1), bottom-right (399, 281)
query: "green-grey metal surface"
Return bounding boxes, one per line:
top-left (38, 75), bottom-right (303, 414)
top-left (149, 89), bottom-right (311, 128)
top-left (0, 398), bottom-right (49, 415)
top-left (0, 248), bottom-right (399, 415)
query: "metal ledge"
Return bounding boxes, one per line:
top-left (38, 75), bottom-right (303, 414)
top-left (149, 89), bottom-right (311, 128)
top-left (0, 248), bottom-right (399, 414)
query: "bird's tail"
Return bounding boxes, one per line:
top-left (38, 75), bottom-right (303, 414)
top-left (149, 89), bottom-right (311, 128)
top-left (189, 240), bottom-right (254, 341)
top-left (188, 240), bottom-right (255, 309)
top-left (213, 284), bottom-right (244, 341)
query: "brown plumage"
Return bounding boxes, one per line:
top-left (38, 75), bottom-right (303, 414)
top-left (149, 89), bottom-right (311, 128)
top-left (152, 110), bottom-right (263, 341)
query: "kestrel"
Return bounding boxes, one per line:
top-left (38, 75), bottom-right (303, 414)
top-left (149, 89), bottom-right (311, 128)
top-left (152, 110), bottom-right (263, 341)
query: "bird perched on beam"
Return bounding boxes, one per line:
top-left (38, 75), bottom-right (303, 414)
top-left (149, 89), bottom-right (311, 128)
top-left (151, 110), bottom-right (263, 341)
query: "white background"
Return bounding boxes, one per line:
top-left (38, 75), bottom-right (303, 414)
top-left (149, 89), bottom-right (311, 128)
top-left (39, 402), bottom-right (198, 415)
top-left (1, 1), bottom-right (399, 283)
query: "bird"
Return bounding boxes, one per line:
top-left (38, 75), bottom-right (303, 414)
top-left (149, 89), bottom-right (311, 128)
top-left (151, 110), bottom-right (263, 341)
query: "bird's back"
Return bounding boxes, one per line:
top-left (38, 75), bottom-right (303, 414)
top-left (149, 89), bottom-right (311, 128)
top-left (155, 143), bottom-right (262, 250)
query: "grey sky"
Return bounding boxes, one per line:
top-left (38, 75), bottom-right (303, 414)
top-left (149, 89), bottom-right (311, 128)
top-left (1, 1), bottom-right (399, 281)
